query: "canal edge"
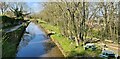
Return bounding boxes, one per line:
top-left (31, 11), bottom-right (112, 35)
top-left (16, 21), bottom-right (31, 51)
top-left (39, 24), bottom-right (67, 57)
top-left (50, 37), bottom-right (67, 57)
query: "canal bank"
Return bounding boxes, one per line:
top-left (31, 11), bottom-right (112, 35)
top-left (38, 23), bottom-right (66, 57)
top-left (16, 22), bottom-right (64, 58)
top-left (2, 21), bottom-right (30, 58)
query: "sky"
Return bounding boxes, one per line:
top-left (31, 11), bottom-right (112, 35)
top-left (26, 2), bottom-right (44, 13)
top-left (24, 0), bottom-right (48, 2)
top-left (0, 0), bottom-right (119, 2)
top-left (23, 0), bottom-right (47, 14)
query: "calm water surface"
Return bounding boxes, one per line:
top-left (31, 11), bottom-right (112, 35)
top-left (16, 22), bottom-right (63, 58)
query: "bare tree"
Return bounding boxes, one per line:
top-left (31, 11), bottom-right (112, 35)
top-left (8, 2), bottom-right (30, 19)
top-left (0, 2), bottom-right (8, 15)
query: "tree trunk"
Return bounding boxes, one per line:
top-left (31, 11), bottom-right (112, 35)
top-left (71, 13), bottom-right (79, 47)
top-left (79, 2), bottom-right (85, 42)
top-left (118, 2), bottom-right (120, 43)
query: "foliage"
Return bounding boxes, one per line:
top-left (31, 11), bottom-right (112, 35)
top-left (40, 20), bottom-right (102, 57)
top-left (38, 2), bottom-right (118, 45)
top-left (2, 26), bottom-right (25, 57)
top-left (1, 15), bottom-right (21, 29)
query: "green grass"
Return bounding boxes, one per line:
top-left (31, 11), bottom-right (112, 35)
top-left (2, 41), bottom-right (17, 57)
top-left (39, 20), bottom-right (102, 57)
top-left (2, 26), bottom-right (26, 57)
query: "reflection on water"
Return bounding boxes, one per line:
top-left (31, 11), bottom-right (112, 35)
top-left (40, 46), bottom-right (64, 57)
top-left (17, 33), bottom-right (33, 50)
top-left (16, 22), bottom-right (63, 57)
top-left (43, 40), bottom-right (56, 53)
top-left (26, 22), bottom-right (45, 35)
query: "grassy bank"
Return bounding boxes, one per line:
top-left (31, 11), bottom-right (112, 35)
top-left (1, 15), bottom-right (30, 58)
top-left (2, 25), bottom-right (26, 57)
top-left (39, 20), bottom-right (102, 57)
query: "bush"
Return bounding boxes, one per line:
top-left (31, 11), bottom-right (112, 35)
top-left (1, 15), bottom-right (21, 29)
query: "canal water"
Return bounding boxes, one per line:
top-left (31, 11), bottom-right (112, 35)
top-left (16, 22), bottom-right (63, 58)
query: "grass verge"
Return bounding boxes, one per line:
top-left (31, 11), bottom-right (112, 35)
top-left (39, 20), bottom-right (102, 57)
top-left (2, 24), bottom-right (27, 57)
